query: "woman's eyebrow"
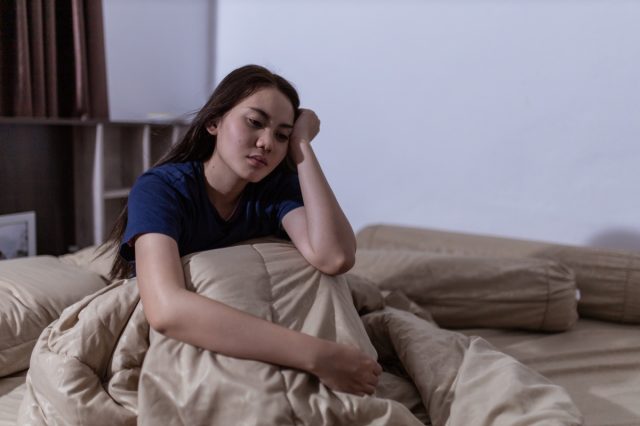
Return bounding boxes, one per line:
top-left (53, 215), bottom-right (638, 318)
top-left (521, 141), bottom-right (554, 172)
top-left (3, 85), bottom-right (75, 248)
top-left (248, 107), bottom-right (293, 128)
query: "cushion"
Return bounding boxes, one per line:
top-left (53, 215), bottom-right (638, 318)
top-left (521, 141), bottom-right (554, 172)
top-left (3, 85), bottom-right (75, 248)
top-left (59, 244), bottom-right (117, 281)
top-left (535, 246), bottom-right (640, 324)
top-left (349, 249), bottom-right (578, 331)
top-left (0, 256), bottom-right (107, 377)
top-left (357, 224), bottom-right (640, 324)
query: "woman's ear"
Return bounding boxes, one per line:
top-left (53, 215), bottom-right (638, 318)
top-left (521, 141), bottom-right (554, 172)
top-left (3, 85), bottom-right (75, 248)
top-left (206, 121), bottom-right (218, 135)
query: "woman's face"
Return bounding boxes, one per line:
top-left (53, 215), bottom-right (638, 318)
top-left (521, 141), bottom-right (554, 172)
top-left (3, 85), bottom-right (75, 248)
top-left (207, 87), bottom-right (295, 183)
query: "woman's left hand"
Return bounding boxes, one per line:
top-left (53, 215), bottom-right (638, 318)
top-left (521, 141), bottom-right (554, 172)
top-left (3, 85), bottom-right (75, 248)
top-left (288, 109), bottom-right (320, 165)
top-left (290, 109), bottom-right (320, 145)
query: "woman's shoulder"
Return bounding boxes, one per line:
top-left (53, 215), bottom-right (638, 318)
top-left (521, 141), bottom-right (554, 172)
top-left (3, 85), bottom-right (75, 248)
top-left (138, 161), bottom-right (202, 187)
top-left (147, 161), bottom-right (200, 180)
top-left (129, 161), bottom-right (203, 202)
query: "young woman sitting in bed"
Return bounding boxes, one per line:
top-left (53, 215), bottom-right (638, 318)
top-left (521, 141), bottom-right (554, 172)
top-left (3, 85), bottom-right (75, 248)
top-left (103, 64), bottom-right (381, 396)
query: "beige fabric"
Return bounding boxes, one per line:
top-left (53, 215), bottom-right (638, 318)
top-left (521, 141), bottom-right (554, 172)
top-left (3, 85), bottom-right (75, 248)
top-left (345, 273), bottom-right (386, 315)
top-left (0, 256), bottom-right (107, 377)
top-left (18, 279), bottom-right (145, 425)
top-left (18, 242), bottom-right (581, 425)
top-left (349, 249), bottom-right (578, 331)
top-left (376, 372), bottom-right (428, 424)
top-left (138, 243), bottom-right (421, 426)
top-left (357, 224), bottom-right (552, 256)
top-left (0, 371), bottom-right (26, 426)
top-left (460, 319), bottom-right (640, 426)
top-left (364, 306), bottom-right (581, 425)
top-left (357, 224), bottom-right (640, 324)
top-left (535, 246), bottom-right (640, 324)
top-left (58, 244), bottom-right (117, 280)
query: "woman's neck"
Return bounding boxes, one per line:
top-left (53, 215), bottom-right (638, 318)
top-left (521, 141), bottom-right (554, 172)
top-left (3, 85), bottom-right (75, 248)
top-left (202, 157), bottom-right (246, 212)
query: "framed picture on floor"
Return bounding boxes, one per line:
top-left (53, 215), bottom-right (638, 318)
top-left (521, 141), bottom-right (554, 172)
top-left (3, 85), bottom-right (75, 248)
top-left (0, 211), bottom-right (36, 260)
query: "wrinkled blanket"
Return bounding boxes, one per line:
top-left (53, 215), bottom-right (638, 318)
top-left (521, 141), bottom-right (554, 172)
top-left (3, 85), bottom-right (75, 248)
top-left (18, 243), bottom-right (582, 425)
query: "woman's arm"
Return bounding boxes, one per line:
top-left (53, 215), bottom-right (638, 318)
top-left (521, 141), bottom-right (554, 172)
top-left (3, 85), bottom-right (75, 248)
top-left (282, 109), bottom-right (357, 275)
top-left (135, 233), bottom-right (381, 395)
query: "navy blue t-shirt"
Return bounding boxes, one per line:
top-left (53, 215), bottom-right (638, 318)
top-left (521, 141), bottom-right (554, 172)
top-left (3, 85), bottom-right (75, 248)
top-left (120, 161), bottom-right (303, 263)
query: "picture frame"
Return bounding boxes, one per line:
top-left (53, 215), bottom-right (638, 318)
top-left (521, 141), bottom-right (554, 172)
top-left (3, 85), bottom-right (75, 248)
top-left (0, 211), bottom-right (37, 260)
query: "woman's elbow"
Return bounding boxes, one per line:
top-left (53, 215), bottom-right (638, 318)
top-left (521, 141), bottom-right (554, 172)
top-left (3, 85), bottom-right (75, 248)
top-left (316, 251), bottom-right (356, 275)
top-left (145, 308), bottom-right (172, 334)
top-left (143, 295), bottom-right (180, 335)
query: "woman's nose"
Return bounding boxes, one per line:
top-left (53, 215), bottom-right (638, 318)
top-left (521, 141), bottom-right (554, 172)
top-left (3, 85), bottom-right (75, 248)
top-left (256, 131), bottom-right (273, 152)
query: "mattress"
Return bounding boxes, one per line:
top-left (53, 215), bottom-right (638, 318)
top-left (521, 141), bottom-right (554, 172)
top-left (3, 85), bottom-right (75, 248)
top-left (460, 319), bottom-right (640, 426)
top-left (0, 370), bottom-right (26, 426)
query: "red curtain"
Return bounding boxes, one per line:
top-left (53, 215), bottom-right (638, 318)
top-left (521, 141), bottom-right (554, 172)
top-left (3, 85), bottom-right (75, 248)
top-left (0, 0), bottom-right (109, 119)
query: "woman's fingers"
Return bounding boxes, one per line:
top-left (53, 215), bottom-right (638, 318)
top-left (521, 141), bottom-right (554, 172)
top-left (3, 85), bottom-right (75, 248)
top-left (357, 384), bottom-right (376, 396)
top-left (291, 109), bottom-right (320, 143)
top-left (367, 373), bottom-right (379, 387)
top-left (313, 342), bottom-right (384, 396)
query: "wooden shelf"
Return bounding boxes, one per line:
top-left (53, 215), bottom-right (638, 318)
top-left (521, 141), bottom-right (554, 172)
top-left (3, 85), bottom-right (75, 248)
top-left (0, 116), bottom-right (191, 127)
top-left (104, 188), bottom-right (131, 199)
top-left (85, 122), bottom-right (189, 245)
top-left (1, 119), bottom-right (189, 250)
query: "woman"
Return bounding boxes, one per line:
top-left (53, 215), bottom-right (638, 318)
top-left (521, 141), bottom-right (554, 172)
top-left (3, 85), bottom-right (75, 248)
top-left (103, 65), bottom-right (382, 396)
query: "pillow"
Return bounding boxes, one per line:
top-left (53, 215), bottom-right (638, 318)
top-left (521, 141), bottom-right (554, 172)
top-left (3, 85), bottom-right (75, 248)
top-left (59, 244), bottom-right (117, 281)
top-left (534, 246), bottom-right (640, 324)
top-left (356, 224), bottom-right (549, 256)
top-left (349, 249), bottom-right (578, 331)
top-left (357, 224), bottom-right (640, 324)
top-left (0, 256), bottom-right (107, 376)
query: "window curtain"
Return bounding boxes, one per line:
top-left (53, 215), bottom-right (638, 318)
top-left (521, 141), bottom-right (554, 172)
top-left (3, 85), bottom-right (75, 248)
top-left (0, 0), bottom-right (108, 119)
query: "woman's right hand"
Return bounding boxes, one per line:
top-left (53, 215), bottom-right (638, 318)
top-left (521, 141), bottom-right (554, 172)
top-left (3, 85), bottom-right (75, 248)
top-left (310, 341), bottom-right (383, 396)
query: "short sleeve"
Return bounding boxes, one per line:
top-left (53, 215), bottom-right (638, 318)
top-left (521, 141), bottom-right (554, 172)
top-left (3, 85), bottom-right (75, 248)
top-left (120, 172), bottom-right (184, 261)
top-left (275, 173), bottom-right (304, 224)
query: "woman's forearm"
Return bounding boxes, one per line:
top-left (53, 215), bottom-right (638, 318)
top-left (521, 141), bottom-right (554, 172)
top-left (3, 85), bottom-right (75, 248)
top-left (290, 140), bottom-right (356, 265)
top-left (155, 285), bottom-right (380, 395)
top-left (281, 109), bottom-right (356, 274)
top-left (156, 286), bottom-right (381, 395)
top-left (156, 285), bottom-right (328, 372)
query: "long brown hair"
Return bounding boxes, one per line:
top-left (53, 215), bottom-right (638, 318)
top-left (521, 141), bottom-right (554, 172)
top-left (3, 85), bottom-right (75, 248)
top-left (100, 65), bottom-right (301, 280)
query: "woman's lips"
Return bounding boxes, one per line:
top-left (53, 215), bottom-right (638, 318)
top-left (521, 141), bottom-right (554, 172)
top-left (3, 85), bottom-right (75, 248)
top-left (247, 155), bottom-right (267, 167)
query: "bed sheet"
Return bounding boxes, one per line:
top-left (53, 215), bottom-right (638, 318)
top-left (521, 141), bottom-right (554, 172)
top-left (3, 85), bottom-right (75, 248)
top-left (460, 319), bottom-right (640, 426)
top-left (0, 370), bottom-right (26, 426)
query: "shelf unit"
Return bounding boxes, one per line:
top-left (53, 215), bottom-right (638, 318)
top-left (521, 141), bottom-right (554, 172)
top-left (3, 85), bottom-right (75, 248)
top-left (0, 118), bottom-right (189, 253)
top-left (75, 121), bottom-right (189, 247)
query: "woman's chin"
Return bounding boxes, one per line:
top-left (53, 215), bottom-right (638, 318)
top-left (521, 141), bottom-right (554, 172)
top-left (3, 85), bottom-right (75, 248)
top-left (243, 169), bottom-right (272, 183)
top-left (236, 160), bottom-right (282, 183)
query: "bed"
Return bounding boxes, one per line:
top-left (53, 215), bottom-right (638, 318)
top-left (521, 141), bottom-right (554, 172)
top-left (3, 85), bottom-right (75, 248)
top-left (355, 224), bottom-right (640, 426)
top-left (1, 224), bottom-right (638, 425)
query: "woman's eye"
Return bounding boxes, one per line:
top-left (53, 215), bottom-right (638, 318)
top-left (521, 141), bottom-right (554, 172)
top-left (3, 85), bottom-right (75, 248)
top-left (276, 133), bottom-right (290, 142)
top-left (247, 118), bottom-right (262, 128)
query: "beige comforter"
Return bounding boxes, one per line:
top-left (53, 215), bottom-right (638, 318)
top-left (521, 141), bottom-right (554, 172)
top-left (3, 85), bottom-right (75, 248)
top-left (18, 243), bottom-right (582, 425)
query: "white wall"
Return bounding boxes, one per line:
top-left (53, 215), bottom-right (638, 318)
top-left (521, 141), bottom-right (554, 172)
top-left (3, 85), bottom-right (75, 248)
top-left (215, 0), bottom-right (640, 249)
top-left (102, 0), bottom-right (215, 121)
